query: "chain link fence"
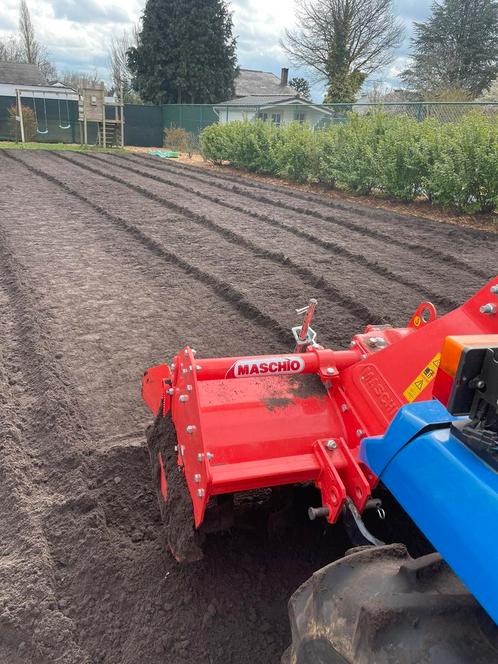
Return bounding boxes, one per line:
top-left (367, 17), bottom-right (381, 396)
top-left (1, 98), bottom-right (497, 146)
top-left (211, 101), bottom-right (498, 131)
top-left (159, 101), bottom-right (498, 136)
top-left (322, 101), bottom-right (498, 124)
top-left (162, 104), bottom-right (218, 136)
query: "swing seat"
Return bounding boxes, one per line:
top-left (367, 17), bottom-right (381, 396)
top-left (32, 92), bottom-right (49, 135)
top-left (58, 98), bottom-right (71, 131)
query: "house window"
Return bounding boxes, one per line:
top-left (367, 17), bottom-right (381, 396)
top-left (271, 113), bottom-right (281, 126)
top-left (257, 112), bottom-right (268, 122)
top-left (294, 112), bottom-right (306, 124)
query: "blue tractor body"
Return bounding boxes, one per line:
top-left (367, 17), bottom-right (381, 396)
top-left (361, 400), bottom-right (498, 625)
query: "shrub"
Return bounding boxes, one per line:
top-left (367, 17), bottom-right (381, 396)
top-left (185, 131), bottom-right (200, 158)
top-left (164, 126), bottom-right (189, 152)
top-left (376, 117), bottom-right (430, 200)
top-left (228, 121), bottom-right (280, 174)
top-left (316, 127), bottom-right (339, 188)
top-left (320, 113), bottom-right (388, 194)
top-left (200, 123), bottom-right (231, 164)
top-left (8, 104), bottom-right (37, 142)
top-left (273, 122), bottom-right (317, 183)
top-left (200, 112), bottom-right (498, 213)
top-left (201, 121), bottom-right (280, 173)
top-left (424, 113), bottom-right (498, 213)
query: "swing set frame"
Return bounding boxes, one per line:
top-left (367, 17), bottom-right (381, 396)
top-left (15, 87), bottom-right (74, 143)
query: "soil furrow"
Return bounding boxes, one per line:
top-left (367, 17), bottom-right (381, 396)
top-left (89, 152), bottom-right (463, 310)
top-left (10, 150), bottom-right (366, 348)
top-left (55, 149), bottom-right (471, 328)
top-left (0, 224), bottom-right (93, 664)
top-left (4, 150), bottom-right (295, 346)
top-left (0, 150), bottom-right (283, 428)
top-left (48, 151), bottom-right (386, 326)
top-left (0, 212), bottom-right (95, 479)
top-left (0, 150), bottom-right (343, 664)
top-left (127, 152), bottom-right (497, 277)
top-left (65, 150), bottom-right (483, 319)
top-left (1, 147), bottom-right (496, 664)
top-left (24, 149), bottom-right (364, 346)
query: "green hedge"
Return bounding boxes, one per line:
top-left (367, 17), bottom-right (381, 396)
top-left (200, 113), bottom-right (498, 213)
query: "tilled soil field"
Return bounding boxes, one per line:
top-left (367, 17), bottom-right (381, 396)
top-left (0, 148), bottom-right (496, 664)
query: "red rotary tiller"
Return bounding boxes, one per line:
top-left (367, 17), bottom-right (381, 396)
top-left (142, 278), bottom-right (498, 561)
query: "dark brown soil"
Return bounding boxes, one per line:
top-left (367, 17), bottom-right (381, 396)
top-left (153, 150), bottom-right (498, 233)
top-left (0, 148), bottom-right (496, 664)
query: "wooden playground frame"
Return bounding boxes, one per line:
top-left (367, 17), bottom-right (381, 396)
top-left (15, 85), bottom-right (125, 147)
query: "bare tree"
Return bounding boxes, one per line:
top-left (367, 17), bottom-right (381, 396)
top-left (479, 78), bottom-right (498, 102)
top-left (19, 0), bottom-right (39, 63)
top-left (283, 0), bottom-right (404, 102)
top-left (60, 69), bottom-right (104, 91)
top-left (0, 35), bottom-right (24, 62)
top-left (365, 81), bottom-right (393, 103)
top-left (108, 28), bottom-right (142, 102)
top-left (16, 0), bottom-right (57, 79)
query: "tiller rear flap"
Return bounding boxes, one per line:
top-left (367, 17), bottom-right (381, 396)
top-left (142, 278), bottom-right (498, 529)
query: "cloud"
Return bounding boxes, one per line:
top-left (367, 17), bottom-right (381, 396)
top-left (232, 0), bottom-right (294, 63)
top-left (43, 23), bottom-right (116, 73)
top-left (2, 0), bottom-right (436, 97)
top-left (0, 0), bottom-right (19, 31)
top-left (0, 15), bottom-right (17, 31)
top-left (231, 0), bottom-right (434, 97)
top-left (394, 0), bottom-right (431, 23)
top-left (50, 0), bottom-right (130, 24)
top-left (231, 0), bottom-right (315, 95)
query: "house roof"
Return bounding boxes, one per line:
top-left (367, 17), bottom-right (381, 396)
top-left (49, 80), bottom-right (77, 91)
top-left (216, 94), bottom-right (300, 107)
top-left (0, 62), bottom-right (47, 86)
top-left (214, 95), bottom-right (333, 116)
top-left (235, 69), bottom-right (294, 97)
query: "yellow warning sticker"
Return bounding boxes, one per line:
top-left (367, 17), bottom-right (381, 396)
top-left (403, 353), bottom-right (441, 403)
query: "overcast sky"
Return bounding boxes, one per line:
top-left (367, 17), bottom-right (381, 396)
top-left (0, 0), bottom-right (433, 96)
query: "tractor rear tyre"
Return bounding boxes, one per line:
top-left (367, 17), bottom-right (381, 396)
top-left (284, 543), bottom-right (497, 664)
top-left (146, 409), bottom-right (204, 563)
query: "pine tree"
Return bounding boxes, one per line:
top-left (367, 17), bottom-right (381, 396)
top-left (128, 0), bottom-right (238, 104)
top-left (402, 0), bottom-right (498, 98)
top-left (289, 77), bottom-right (312, 99)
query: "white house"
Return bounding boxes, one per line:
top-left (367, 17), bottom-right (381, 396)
top-left (213, 95), bottom-right (334, 129)
top-left (213, 66), bottom-right (334, 129)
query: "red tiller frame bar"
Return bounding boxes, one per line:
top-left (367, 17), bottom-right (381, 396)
top-left (142, 277), bottom-right (498, 529)
top-left (192, 348), bottom-right (361, 381)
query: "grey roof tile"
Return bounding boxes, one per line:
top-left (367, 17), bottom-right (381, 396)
top-left (235, 69), bottom-right (294, 97)
top-left (0, 62), bottom-right (47, 86)
top-left (215, 94), bottom-right (299, 107)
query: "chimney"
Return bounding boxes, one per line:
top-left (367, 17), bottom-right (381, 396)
top-left (280, 67), bottom-right (289, 87)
